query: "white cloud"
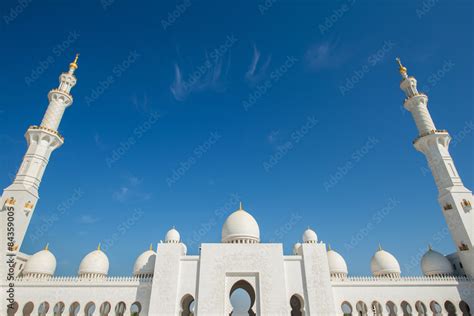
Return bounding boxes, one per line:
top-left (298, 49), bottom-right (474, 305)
top-left (245, 45), bottom-right (271, 85)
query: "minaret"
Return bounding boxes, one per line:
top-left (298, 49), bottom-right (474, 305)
top-left (1, 55), bottom-right (79, 267)
top-left (397, 58), bottom-right (474, 277)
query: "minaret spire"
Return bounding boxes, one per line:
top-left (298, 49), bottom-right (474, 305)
top-left (398, 59), bottom-right (474, 278)
top-left (1, 57), bottom-right (80, 275)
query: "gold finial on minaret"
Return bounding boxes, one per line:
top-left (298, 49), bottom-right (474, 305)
top-left (69, 53), bottom-right (79, 70)
top-left (395, 57), bottom-right (407, 77)
top-left (45, 243), bottom-right (49, 251)
top-left (97, 243), bottom-right (101, 251)
top-left (149, 243), bottom-right (153, 251)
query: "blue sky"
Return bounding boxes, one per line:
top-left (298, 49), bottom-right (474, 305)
top-left (0, 0), bottom-right (472, 276)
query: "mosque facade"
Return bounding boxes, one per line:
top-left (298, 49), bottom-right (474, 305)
top-left (0, 56), bottom-right (473, 315)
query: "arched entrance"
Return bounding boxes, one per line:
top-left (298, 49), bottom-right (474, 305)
top-left (290, 295), bottom-right (304, 316)
top-left (229, 280), bottom-right (256, 316)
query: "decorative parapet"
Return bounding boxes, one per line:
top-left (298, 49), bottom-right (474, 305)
top-left (15, 275), bottom-right (154, 287)
top-left (413, 129), bottom-right (448, 144)
top-left (331, 275), bottom-right (471, 285)
top-left (28, 125), bottom-right (64, 141)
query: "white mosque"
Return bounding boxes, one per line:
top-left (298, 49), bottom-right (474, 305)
top-left (0, 56), bottom-right (473, 316)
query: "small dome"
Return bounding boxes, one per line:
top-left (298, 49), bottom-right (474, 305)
top-left (370, 246), bottom-right (401, 277)
top-left (293, 242), bottom-right (302, 255)
top-left (165, 227), bottom-right (180, 243)
top-left (302, 228), bottom-right (317, 243)
top-left (327, 247), bottom-right (348, 277)
top-left (133, 246), bottom-right (156, 277)
top-left (23, 245), bottom-right (56, 277)
top-left (222, 203), bottom-right (260, 243)
top-left (78, 245), bottom-right (109, 278)
top-left (421, 247), bottom-right (453, 276)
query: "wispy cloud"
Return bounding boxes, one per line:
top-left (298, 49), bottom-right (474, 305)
top-left (131, 93), bottom-right (151, 114)
top-left (170, 55), bottom-right (230, 101)
top-left (112, 174), bottom-right (151, 203)
top-left (94, 133), bottom-right (108, 151)
top-left (305, 40), bottom-right (348, 70)
top-left (245, 45), bottom-right (271, 85)
top-left (78, 215), bottom-right (100, 224)
top-left (170, 35), bottom-right (238, 102)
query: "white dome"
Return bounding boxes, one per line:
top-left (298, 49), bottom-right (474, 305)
top-left (78, 246), bottom-right (109, 277)
top-left (421, 247), bottom-right (453, 276)
top-left (327, 248), bottom-right (348, 276)
top-left (23, 246), bottom-right (56, 277)
top-left (133, 248), bottom-right (156, 277)
top-left (370, 246), bottom-right (401, 277)
top-left (165, 227), bottom-right (180, 243)
top-left (302, 228), bottom-right (318, 243)
top-left (222, 204), bottom-right (260, 243)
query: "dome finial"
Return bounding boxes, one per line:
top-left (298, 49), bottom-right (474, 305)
top-left (428, 244), bottom-right (432, 251)
top-left (70, 53), bottom-right (79, 70)
top-left (395, 57), bottom-right (408, 78)
top-left (327, 244), bottom-right (331, 251)
top-left (97, 243), bottom-right (101, 251)
top-left (149, 243), bottom-right (153, 251)
top-left (239, 201), bottom-right (243, 210)
top-left (378, 243), bottom-right (382, 251)
top-left (44, 243), bottom-right (49, 251)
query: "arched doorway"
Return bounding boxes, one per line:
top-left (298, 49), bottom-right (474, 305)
top-left (7, 301), bottom-right (18, 316)
top-left (181, 294), bottom-right (196, 316)
top-left (444, 301), bottom-right (456, 316)
top-left (229, 280), bottom-right (256, 316)
top-left (290, 294), bottom-right (304, 316)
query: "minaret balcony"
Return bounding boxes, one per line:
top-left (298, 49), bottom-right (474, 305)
top-left (412, 129), bottom-right (449, 145)
top-left (47, 88), bottom-right (73, 106)
top-left (27, 125), bottom-right (64, 142)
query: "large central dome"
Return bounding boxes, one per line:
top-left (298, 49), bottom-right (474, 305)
top-left (222, 203), bottom-right (260, 243)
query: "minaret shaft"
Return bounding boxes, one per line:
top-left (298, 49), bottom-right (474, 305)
top-left (0, 56), bottom-right (79, 287)
top-left (398, 59), bottom-right (474, 277)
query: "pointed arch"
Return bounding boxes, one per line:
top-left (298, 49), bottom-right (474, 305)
top-left (229, 280), bottom-right (256, 316)
top-left (290, 294), bottom-right (304, 316)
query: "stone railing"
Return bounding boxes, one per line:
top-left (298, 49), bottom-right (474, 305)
top-left (15, 275), bottom-right (154, 286)
top-left (332, 275), bottom-right (471, 284)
